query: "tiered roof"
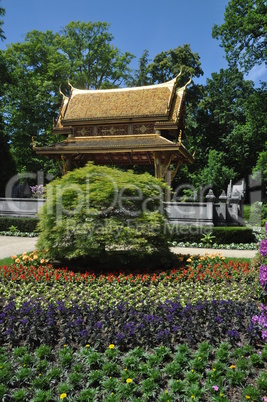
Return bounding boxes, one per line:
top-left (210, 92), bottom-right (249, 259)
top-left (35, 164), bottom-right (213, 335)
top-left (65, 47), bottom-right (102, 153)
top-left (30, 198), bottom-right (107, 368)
top-left (34, 75), bottom-right (194, 177)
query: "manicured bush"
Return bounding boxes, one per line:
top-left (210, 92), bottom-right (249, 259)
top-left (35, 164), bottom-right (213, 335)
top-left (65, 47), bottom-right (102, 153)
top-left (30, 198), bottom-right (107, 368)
top-left (167, 225), bottom-right (256, 244)
top-left (211, 226), bottom-right (256, 244)
top-left (37, 163), bottom-right (171, 266)
top-left (0, 216), bottom-right (39, 232)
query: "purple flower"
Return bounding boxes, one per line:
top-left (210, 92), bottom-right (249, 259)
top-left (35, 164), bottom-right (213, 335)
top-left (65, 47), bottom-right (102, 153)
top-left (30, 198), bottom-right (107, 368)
top-left (226, 329), bottom-right (240, 339)
top-left (252, 315), bottom-right (259, 324)
top-left (259, 265), bottom-right (267, 290)
top-left (265, 221), bottom-right (267, 235)
top-left (260, 239), bottom-right (267, 258)
top-left (116, 332), bottom-right (125, 342)
top-left (78, 329), bottom-right (88, 338)
top-left (94, 321), bottom-right (102, 329)
top-left (212, 385), bottom-right (219, 391)
top-left (73, 318), bottom-right (83, 327)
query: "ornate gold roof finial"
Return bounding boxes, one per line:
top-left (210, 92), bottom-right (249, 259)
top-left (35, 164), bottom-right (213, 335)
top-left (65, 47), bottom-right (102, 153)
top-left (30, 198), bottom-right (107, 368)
top-left (68, 78), bottom-right (74, 91)
top-left (59, 84), bottom-right (67, 100)
top-left (184, 74), bottom-right (192, 89)
top-left (175, 67), bottom-right (183, 82)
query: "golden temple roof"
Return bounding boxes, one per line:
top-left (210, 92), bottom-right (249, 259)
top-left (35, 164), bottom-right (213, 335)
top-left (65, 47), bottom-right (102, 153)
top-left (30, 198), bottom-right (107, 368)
top-left (60, 77), bottom-right (185, 124)
top-left (35, 134), bottom-right (192, 160)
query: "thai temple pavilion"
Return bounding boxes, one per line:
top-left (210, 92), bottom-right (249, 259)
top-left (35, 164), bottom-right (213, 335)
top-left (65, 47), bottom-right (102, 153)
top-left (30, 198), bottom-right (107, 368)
top-left (34, 74), bottom-right (194, 181)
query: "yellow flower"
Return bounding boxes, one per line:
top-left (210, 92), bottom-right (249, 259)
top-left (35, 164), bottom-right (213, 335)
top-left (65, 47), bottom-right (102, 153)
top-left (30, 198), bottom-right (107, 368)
top-left (15, 258), bottom-right (20, 263)
top-left (39, 373), bottom-right (41, 376)
top-left (191, 369), bottom-right (194, 372)
top-left (165, 390), bottom-right (168, 394)
top-left (60, 394), bottom-right (67, 400)
top-left (63, 344), bottom-right (67, 348)
top-left (220, 394), bottom-right (223, 397)
top-left (229, 365), bottom-right (236, 369)
top-left (12, 255), bottom-right (17, 260)
top-left (22, 255), bottom-right (28, 261)
top-left (126, 378), bottom-right (132, 383)
top-left (212, 368), bottom-right (216, 371)
top-left (85, 344), bottom-right (90, 348)
top-left (33, 255), bottom-right (38, 260)
top-left (109, 344), bottom-right (115, 349)
top-left (22, 252), bottom-right (27, 256)
top-left (40, 259), bottom-right (45, 264)
top-left (186, 258), bottom-right (192, 263)
top-left (245, 397), bottom-right (250, 400)
top-left (191, 396), bottom-right (195, 399)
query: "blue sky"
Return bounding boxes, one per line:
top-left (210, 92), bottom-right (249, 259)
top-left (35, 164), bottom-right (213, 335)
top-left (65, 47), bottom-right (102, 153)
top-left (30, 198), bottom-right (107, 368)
top-left (1, 0), bottom-right (266, 86)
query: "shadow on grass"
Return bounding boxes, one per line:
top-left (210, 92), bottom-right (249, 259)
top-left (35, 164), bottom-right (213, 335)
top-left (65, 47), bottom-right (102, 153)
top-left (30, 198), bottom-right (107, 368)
top-left (52, 249), bottom-right (186, 275)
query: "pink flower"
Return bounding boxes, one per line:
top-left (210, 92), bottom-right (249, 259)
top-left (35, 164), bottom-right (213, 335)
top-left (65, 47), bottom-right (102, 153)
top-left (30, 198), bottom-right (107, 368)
top-left (212, 385), bottom-right (219, 391)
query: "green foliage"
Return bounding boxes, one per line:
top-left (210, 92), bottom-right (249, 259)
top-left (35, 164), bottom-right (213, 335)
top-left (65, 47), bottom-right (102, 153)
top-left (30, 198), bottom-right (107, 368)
top-left (253, 140), bottom-right (267, 201)
top-left (58, 21), bottom-right (135, 90)
top-left (2, 21), bottom-right (134, 174)
top-left (212, 0), bottom-right (267, 72)
top-left (0, 342), bottom-right (266, 402)
top-left (168, 225), bottom-right (255, 244)
top-left (0, 216), bottom-right (39, 232)
top-left (0, 130), bottom-right (16, 196)
top-left (200, 232), bottom-right (216, 246)
top-left (37, 163), bottom-right (170, 265)
top-left (0, 0), bottom-right (5, 41)
top-left (194, 149), bottom-right (236, 195)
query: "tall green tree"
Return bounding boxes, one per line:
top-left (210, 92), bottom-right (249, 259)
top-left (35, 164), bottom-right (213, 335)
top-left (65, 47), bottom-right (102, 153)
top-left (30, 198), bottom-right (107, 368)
top-left (0, 0), bottom-right (5, 41)
top-left (3, 30), bottom-right (68, 174)
top-left (212, 0), bottom-right (267, 72)
top-left (0, 2), bottom-right (16, 196)
top-left (130, 49), bottom-right (151, 86)
top-left (177, 68), bottom-right (267, 196)
top-left (57, 21), bottom-right (135, 89)
top-left (253, 142), bottom-right (267, 200)
top-left (2, 21), bottom-right (135, 174)
top-left (147, 44), bottom-right (203, 87)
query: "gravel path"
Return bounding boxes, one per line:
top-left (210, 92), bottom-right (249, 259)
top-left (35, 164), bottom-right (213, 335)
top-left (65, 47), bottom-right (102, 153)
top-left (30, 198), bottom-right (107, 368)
top-left (0, 236), bottom-right (257, 260)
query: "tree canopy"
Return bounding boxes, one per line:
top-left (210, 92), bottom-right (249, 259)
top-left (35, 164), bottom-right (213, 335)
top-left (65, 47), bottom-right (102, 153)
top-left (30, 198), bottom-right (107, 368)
top-left (57, 21), bottom-right (135, 90)
top-left (0, 11), bottom-right (266, 207)
top-left (212, 0), bottom-right (267, 72)
top-left (1, 21), bottom-right (135, 176)
top-left (0, 1), bottom-right (5, 41)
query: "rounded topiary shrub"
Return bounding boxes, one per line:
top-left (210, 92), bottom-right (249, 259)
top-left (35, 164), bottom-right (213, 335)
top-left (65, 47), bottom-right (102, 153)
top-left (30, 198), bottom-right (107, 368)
top-left (37, 163), bottom-right (171, 268)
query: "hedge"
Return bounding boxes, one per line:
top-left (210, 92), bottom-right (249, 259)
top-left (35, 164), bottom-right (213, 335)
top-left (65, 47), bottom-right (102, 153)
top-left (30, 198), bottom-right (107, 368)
top-left (0, 217), bottom-right (39, 233)
top-left (166, 225), bottom-right (256, 244)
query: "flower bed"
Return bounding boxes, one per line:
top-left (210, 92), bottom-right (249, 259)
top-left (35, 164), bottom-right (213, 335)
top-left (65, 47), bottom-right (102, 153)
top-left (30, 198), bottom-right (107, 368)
top-left (0, 243), bottom-right (267, 400)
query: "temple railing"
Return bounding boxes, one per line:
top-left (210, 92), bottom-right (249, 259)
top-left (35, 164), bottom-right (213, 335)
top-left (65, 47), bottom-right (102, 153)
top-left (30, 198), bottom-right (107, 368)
top-left (165, 189), bottom-right (245, 227)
